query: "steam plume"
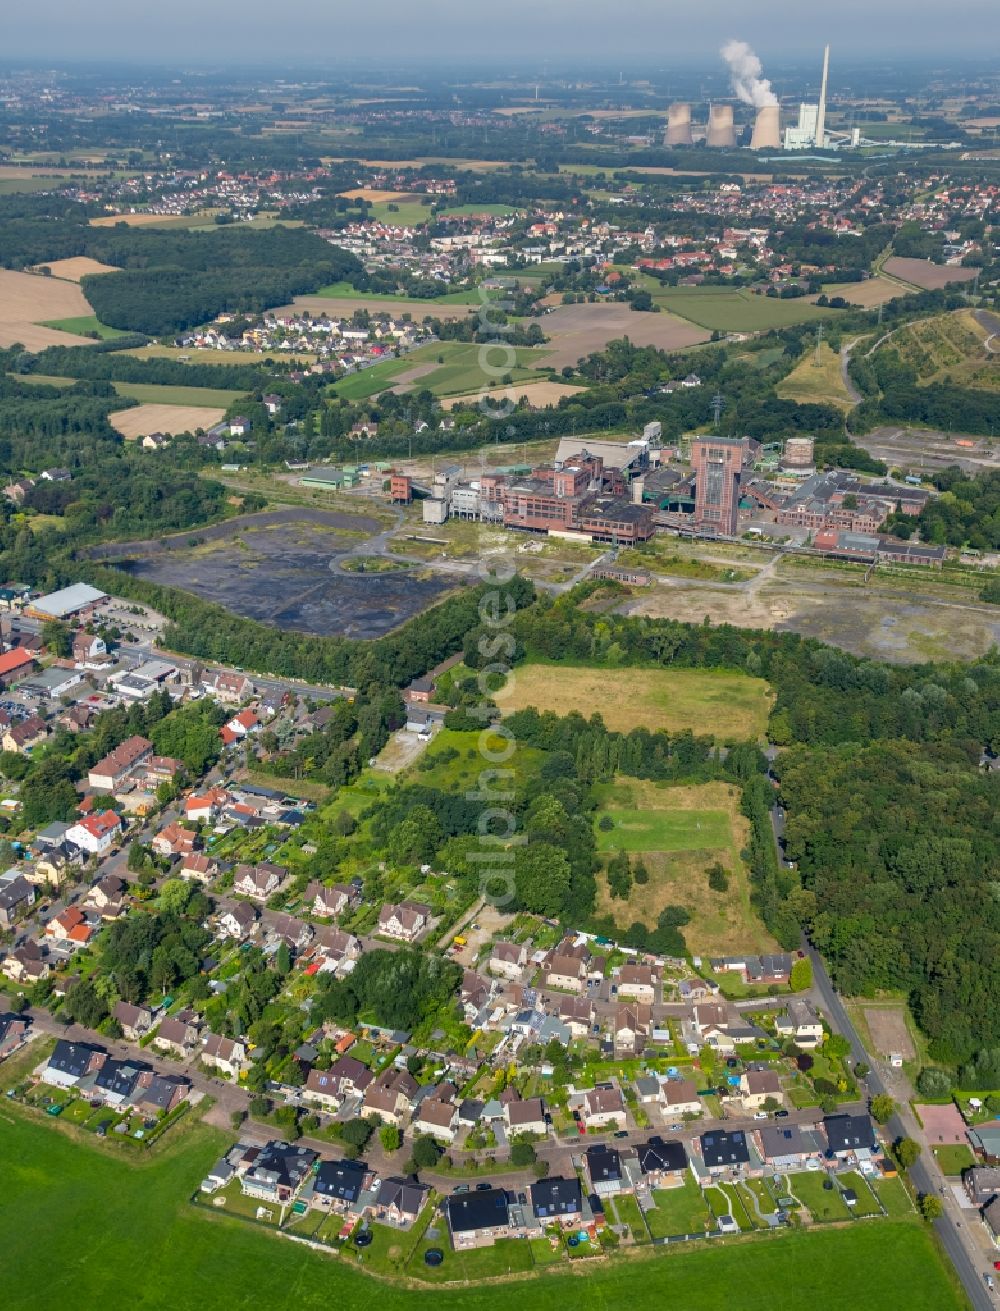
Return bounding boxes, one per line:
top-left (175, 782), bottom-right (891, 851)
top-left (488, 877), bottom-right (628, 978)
top-left (720, 39), bottom-right (777, 109)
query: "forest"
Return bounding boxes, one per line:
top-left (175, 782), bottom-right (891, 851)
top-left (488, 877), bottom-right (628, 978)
top-left (887, 466), bottom-right (1000, 549)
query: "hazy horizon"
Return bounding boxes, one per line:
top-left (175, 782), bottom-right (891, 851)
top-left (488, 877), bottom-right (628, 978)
top-left (5, 0), bottom-right (1000, 65)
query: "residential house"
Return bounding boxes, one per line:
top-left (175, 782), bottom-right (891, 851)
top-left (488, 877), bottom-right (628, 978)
top-left (558, 996), bottom-right (594, 1039)
top-left (0, 1012), bottom-right (31, 1060)
top-left (312, 1158), bottom-right (368, 1211)
top-left (983, 1196), bottom-right (1000, 1249)
top-left (377, 900), bottom-right (430, 943)
top-left (94, 1058), bottom-right (144, 1107)
top-left (363, 1068), bottom-right (418, 1127)
top-left (617, 964), bottom-right (657, 1004)
top-left (545, 952), bottom-right (587, 993)
top-left (965, 1167), bottom-right (1000, 1208)
top-left (700, 1129), bottom-right (751, 1175)
top-left (45, 905), bottom-right (96, 948)
top-left (217, 902), bottom-right (258, 941)
top-left (184, 788), bottom-right (229, 823)
top-left (180, 852), bottom-right (218, 883)
top-left (0, 874), bottom-right (35, 929)
top-left (304, 1056), bottom-right (373, 1110)
top-left (637, 1137), bottom-right (689, 1189)
top-left (583, 1085), bottom-right (626, 1130)
top-left (711, 953), bottom-right (792, 986)
top-left (113, 1001), bottom-right (153, 1041)
top-left (446, 1188), bottom-right (520, 1250)
top-left (3, 714), bottom-right (48, 753)
top-left (3, 940), bottom-right (51, 985)
top-left (488, 940), bottom-right (528, 981)
top-left (660, 1078), bottom-right (703, 1118)
top-left (43, 1038), bottom-right (106, 1088)
top-left (151, 822), bottom-right (197, 859)
top-left (758, 1124), bottom-right (820, 1170)
top-left (412, 1094), bottom-right (459, 1143)
top-left (614, 1002), bottom-right (652, 1053)
top-left (210, 671), bottom-right (255, 704)
top-left (72, 632), bottom-right (107, 668)
top-left (586, 1144), bottom-right (625, 1197)
top-left (261, 911), bottom-right (313, 955)
top-left (505, 1095), bottom-right (547, 1139)
top-left (741, 1070), bottom-right (783, 1112)
top-left (88, 873), bottom-right (127, 918)
top-left (201, 1033), bottom-right (248, 1080)
top-left (65, 810), bottom-right (122, 857)
top-left (824, 1113), bottom-right (877, 1160)
top-left (153, 1014), bottom-right (199, 1057)
top-left (774, 999), bottom-right (825, 1049)
top-left (460, 970), bottom-right (491, 1019)
top-left (241, 1141), bottom-right (317, 1205)
top-left (88, 735), bottom-right (153, 791)
top-left (372, 1176), bottom-right (428, 1226)
top-left (530, 1175), bottom-right (583, 1225)
top-left (132, 1070), bottom-right (189, 1116)
top-left (0, 648), bottom-right (38, 691)
top-left (233, 862), bottom-right (287, 900)
top-left (311, 925), bottom-right (362, 972)
top-left (305, 881), bottom-right (355, 919)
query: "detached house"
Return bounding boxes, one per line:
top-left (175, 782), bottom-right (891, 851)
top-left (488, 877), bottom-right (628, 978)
top-left (113, 1001), bottom-right (153, 1041)
top-left (741, 1069), bottom-right (782, 1112)
top-left (43, 1039), bottom-right (106, 1088)
top-left (660, 1078), bottom-right (703, 1118)
top-left (488, 940), bottom-right (528, 980)
top-left (65, 810), bottom-right (122, 857)
top-left (304, 1056), bottom-right (372, 1110)
top-left (0, 874), bottom-right (35, 929)
top-left (0, 1012), bottom-right (31, 1061)
top-left (306, 882), bottom-right (356, 919)
top-left (545, 952), bottom-right (587, 993)
top-left (241, 1141), bottom-right (317, 1205)
top-left (412, 1094), bottom-right (459, 1143)
top-left (372, 1176), bottom-right (428, 1226)
top-left (583, 1085), bottom-right (626, 1130)
top-left (233, 862), bottom-right (287, 900)
top-left (637, 1136), bottom-right (689, 1188)
top-left (775, 999), bottom-right (825, 1049)
top-left (217, 902), bottom-right (258, 941)
top-left (504, 1095), bottom-right (547, 1138)
top-left (312, 1158), bottom-right (368, 1212)
top-left (614, 1002), bottom-right (652, 1053)
top-left (617, 964), bottom-right (657, 1004)
top-left (530, 1175), bottom-right (583, 1225)
top-left (363, 1068), bottom-right (418, 1127)
top-left (180, 852), bottom-right (218, 883)
top-left (210, 671), bottom-right (255, 704)
top-left (377, 900), bottom-right (430, 942)
top-left (153, 1014), bottom-right (199, 1057)
top-left (201, 1033), bottom-right (248, 1080)
top-left (585, 1144), bottom-right (625, 1197)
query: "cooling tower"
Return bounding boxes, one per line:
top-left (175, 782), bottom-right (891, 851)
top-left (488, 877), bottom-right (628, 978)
top-left (750, 105), bottom-right (781, 149)
top-left (665, 102), bottom-right (693, 146)
top-left (706, 104), bottom-right (736, 148)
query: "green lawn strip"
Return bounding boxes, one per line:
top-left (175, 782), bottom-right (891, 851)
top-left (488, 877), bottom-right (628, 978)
top-left (111, 381), bottom-right (246, 406)
top-left (644, 1179), bottom-right (712, 1237)
top-left (614, 1192), bottom-right (651, 1243)
top-left (837, 1172), bottom-right (882, 1218)
top-left (871, 1175), bottom-right (915, 1218)
top-left (931, 1144), bottom-right (976, 1176)
top-left (1, 1107), bottom-right (966, 1311)
top-left (788, 1171), bottom-right (852, 1223)
top-left (40, 314), bottom-right (129, 339)
top-left (595, 807), bottom-right (732, 854)
top-left (703, 1185), bottom-right (730, 1221)
top-left (330, 356), bottom-right (415, 400)
top-left (719, 1183), bottom-right (759, 1231)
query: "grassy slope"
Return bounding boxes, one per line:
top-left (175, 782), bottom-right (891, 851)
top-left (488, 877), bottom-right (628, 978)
top-left (2, 1109), bottom-right (966, 1311)
top-left (776, 342), bottom-right (856, 412)
top-left (655, 286), bottom-right (831, 332)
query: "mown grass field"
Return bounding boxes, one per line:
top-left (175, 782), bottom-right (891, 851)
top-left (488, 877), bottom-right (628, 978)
top-left (2, 1108), bottom-right (967, 1311)
top-left (502, 661), bottom-right (773, 740)
top-left (110, 381), bottom-right (247, 406)
top-left (331, 340), bottom-right (549, 401)
top-left (592, 777), bottom-right (773, 956)
top-left (39, 313), bottom-right (128, 340)
top-left (655, 286), bottom-right (832, 332)
top-left (315, 280), bottom-right (488, 305)
top-left (776, 342), bottom-right (856, 413)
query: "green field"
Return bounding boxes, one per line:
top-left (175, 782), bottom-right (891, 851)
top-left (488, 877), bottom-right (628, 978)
top-left (595, 801), bottom-right (732, 853)
top-left (332, 340), bottom-right (550, 401)
top-left (503, 661), bottom-right (773, 740)
top-left (655, 287), bottom-right (832, 333)
top-left (1, 1108), bottom-right (967, 1310)
top-left (40, 314), bottom-right (129, 339)
top-left (316, 281), bottom-right (487, 305)
top-left (0, 176), bottom-right (59, 194)
top-left (330, 356), bottom-right (418, 400)
top-left (437, 203), bottom-right (518, 219)
top-left (112, 382), bottom-right (247, 406)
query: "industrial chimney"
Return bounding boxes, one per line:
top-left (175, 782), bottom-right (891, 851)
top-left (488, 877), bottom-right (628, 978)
top-left (665, 102), bottom-right (693, 146)
top-left (750, 105), bottom-right (781, 149)
top-left (706, 104), bottom-right (736, 148)
top-left (815, 44), bottom-right (830, 148)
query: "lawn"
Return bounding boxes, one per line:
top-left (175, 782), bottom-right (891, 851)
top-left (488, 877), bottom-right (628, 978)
top-left (502, 661), bottom-right (773, 740)
top-left (111, 381), bottom-right (247, 406)
top-left (330, 356), bottom-right (416, 400)
top-left (872, 1175), bottom-right (914, 1219)
top-left (838, 1173), bottom-right (882, 1217)
top-left (788, 1171), bottom-right (852, 1223)
top-left (644, 1178), bottom-right (712, 1238)
top-left (614, 1192), bottom-right (651, 1242)
top-left (316, 281), bottom-right (487, 305)
top-left (655, 287), bottom-right (833, 332)
top-left (591, 777), bottom-right (776, 956)
top-left (932, 1145), bottom-right (976, 1176)
top-left (40, 314), bottom-right (129, 339)
top-left (1, 1108), bottom-right (966, 1310)
top-left (776, 342), bottom-right (856, 413)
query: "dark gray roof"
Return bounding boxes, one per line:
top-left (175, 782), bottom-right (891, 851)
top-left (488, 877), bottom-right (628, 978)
top-left (446, 1187), bottom-right (510, 1234)
top-left (531, 1175), bottom-right (582, 1218)
top-left (824, 1113), bottom-right (877, 1154)
top-left (637, 1136), bottom-right (688, 1175)
top-left (314, 1158), bottom-right (367, 1203)
top-left (585, 1144), bottom-right (623, 1182)
top-left (48, 1038), bottom-right (103, 1079)
top-left (94, 1059), bottom-right (144, 1100)
top-left (700, 1129), bottom-right (750, 1168)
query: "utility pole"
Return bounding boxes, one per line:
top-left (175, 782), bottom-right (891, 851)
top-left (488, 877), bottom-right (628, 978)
top-left (711, 392), bottom-right (724, 432)
top-left (814, 322), bottom-right (824, 365)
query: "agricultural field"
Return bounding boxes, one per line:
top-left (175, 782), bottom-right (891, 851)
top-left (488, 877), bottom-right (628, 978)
top-left (882, 257), bottom-right (978, 291)
top-left (538, 301), bottom-right (709, 369)
top-left (592, 778), bottom-right (774, 956)
top-left (314, 280), bottom-right (487, 305)
top-left (32, 256), bottom-right (120, 282)
top-left (111, 382), bottom-right (246, 408)
top-left (89, 210), bottom-right (225, 228)
top-left (776, 342), bottom-right (856, 412)
top-left (126, 344), bottom-right (320, 366)
top-left (281, 294), bottom-right (473, 321)
top-left (501, 661), bottom-right (773, 740)
top-left (39, 314), bottom-right (128, 340)
top-left (873, 310), bottom-right (1000, 391)
top-left (0, 268), bottom-right (99, 349)
top-left (654, 286), bottom-right (832, 333)
top-left (1, 1109), bottom-right (966, 1311)
top-left (332, 341), bottom-right (551, 401)
top-left (110, 402), bottom-right (228, 440)
top-left (441, 379), bottom-right (586, 410)
top-left (820, 276), bottom-right (901, 309)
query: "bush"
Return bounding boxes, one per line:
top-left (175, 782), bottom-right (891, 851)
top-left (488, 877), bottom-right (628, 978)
top-left (706, 862), bottom-right (729, 892)
top-left (598, 815), bottom-right (615, 832)
top-left (411, 1135), bottom-right (443, 1170)
top-left (510, 1140), bottom-right (536, 1167)
top-left (916, 1066), bottom-right (953, 1098)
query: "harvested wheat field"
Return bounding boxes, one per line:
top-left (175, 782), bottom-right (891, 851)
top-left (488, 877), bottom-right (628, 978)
top-left (441, 380), bottom-right (585, 409)
top-left (90, 212), bottom-right (209, 228)
top-left (110, 403), bottom-right (227, 441)
top-left (33, 256), bottom-right (120, 282)
top-left (819, 276), bottom-right (901, 309)
top-left (0, 269), bottom-right (96, 348)
top-left (280, 295), bottom-right (472, 321)
top-left (883, 257), bottom-right (978, 290)
top-left (338, 187), bottom-right (412, 203)
top-left (539, 302), bottom-right (709, 370)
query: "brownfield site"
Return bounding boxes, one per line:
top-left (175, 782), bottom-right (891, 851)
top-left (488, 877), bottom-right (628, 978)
top-left (0, 269), bottom-right (97, 348)
top-left (883, 257), bottom-right (979, 290)
top-left (110, 403), bottom-right (228, 441)
top-left (538, 302), bottom-right (710, 369)
top-left (858, 1004), bottom-right (917, 1061)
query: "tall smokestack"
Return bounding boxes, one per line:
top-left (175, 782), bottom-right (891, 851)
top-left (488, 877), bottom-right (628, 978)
top-left (816, 44), bottom-right (830, 147)
top-left (751, 105), bottom-right (781, 150)
top-left (706, 104), bottom-right (736, 148)
top-left (665, 102), bottom-right (693, 146)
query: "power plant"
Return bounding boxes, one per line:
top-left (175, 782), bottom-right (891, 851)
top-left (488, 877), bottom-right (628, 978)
top-left (750, 104), bottom-right (781, 150)
top-left (665, 102), bottom-right (693, 146)
top-left (706, 103), bottom-right (736, 148)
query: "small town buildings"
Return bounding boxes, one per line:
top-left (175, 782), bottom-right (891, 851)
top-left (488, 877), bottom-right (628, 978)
top-left (377, 900), bottom-right (430, 942)
top-left (233, 862), bottom-right (287, 900)
top-left (210, 671), bottom-right (255, 703)
top-left (43, 1039), bottom-right (106, 1088)
top-left (583, 1086), bottom-right (626, 1130)
top-left (758, 1124), bottom-right (819, 1170)
top-left (88, 735), bottom-right (153, 791)
top-left (545, 952), bottom-right (587, 993)
top-left (180, 852), bottom-right (217, 882)
top-left (530, 1175), bottom-right (583, 1225)
top-left (113, 1001), bottom-right (153, 1041)
top-left (412, 1096), bottom-right (459, 1143)
top-left (65, 810), bottom-right (122, 857)
top-left (152, 822), bottom-right (197, 859)
top-left (614, 1002), bottom-right (652, 1053)
top-left (775, 999), bottom-right (825, 1048)
top-left (637, 1136), bottom-right (689, 1188)
top-left (201, 1033), bottom-right (248, 1080)
top-left (3, 715), bottom-right (48, 753)
top-left (305, 881), bottom-right (355, 919)
top-left (558, 996), bottom-right (595, 1038)
top-left (241, 1141), bottom-right (317, 1205)
top-left (3, 940), bottom-right (50, 985)
top-left (88, 873), bottom-right (127, 918)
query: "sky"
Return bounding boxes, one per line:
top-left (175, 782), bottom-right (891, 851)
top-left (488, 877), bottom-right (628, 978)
top-left (5, 0), bottom-right (1000, 66)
